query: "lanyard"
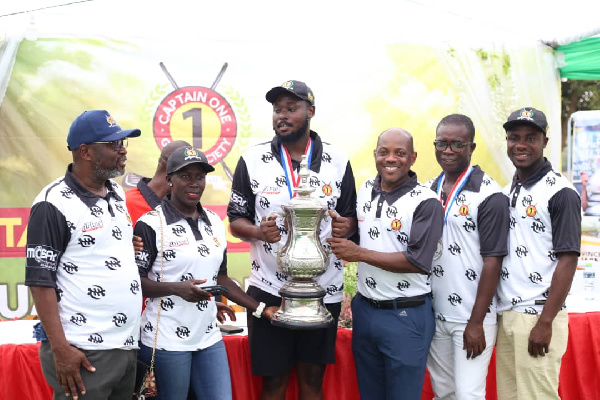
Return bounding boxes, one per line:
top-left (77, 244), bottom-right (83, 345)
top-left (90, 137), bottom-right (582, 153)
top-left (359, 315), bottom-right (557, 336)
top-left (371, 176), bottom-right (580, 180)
top-left (436, 165), bottom-right (473, 225)
top-left (280, 138), bottom-right (313, 199)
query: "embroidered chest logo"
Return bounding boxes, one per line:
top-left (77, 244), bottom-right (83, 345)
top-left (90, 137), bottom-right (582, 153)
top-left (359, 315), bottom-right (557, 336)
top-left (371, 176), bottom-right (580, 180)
top-left (321, 183), bottom-right (333, 196)
top-left (388, 219), bottom-right (402, 231)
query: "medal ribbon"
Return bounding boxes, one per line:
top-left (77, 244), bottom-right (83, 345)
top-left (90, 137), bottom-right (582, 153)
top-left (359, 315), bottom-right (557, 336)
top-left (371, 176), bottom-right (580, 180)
top-left (281, 138), bottom-right (313, 199)
top-left (436, 164), bottom-right (473, 225)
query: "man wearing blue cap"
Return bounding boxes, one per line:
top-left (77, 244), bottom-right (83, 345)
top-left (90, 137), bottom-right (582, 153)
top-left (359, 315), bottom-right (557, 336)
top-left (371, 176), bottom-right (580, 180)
top-left (25, 110), bottom-right (143, 400)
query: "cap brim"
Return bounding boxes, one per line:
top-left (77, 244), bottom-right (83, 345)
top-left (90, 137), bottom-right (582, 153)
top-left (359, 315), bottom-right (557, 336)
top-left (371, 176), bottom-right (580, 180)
top-left (265, 87), bottom-right (309, 104)
top-left (168, 160), bottom-right (215, 175)
top-left (101, 128), bottom-right (142, 142)
top-left (503, 120), bottom-right (545, 134)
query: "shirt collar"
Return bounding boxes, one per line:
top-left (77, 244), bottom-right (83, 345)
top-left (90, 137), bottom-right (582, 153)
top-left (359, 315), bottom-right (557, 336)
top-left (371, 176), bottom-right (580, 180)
top-left (270, 130), bottom-right (324, 173)
top-left (63, 164), bottom-right (122, 207)
top-left (137, 177), bottom-right (162, 210)
top-left (510, 158), bottom-right (552, 191)
top-left (371, 170), bottom-right (419, 203)
top-left (160, 195), bottom-right (211, 226)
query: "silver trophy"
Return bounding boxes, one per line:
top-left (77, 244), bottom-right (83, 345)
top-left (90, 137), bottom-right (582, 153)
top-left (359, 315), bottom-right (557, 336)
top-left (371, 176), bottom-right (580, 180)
top-left (269, 155), bottom-right (335, 329)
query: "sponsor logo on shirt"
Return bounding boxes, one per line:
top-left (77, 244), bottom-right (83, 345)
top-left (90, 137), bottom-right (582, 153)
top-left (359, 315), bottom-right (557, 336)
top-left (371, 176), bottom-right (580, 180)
top-left (26, 245), bottom-right (60, 271)
top-left (169, 238), bottom-right (190, 247)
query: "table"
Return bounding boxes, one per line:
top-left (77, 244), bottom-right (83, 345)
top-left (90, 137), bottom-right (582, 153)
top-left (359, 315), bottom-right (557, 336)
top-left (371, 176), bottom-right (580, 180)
top-left (1, 312), bottom-right (599, 400)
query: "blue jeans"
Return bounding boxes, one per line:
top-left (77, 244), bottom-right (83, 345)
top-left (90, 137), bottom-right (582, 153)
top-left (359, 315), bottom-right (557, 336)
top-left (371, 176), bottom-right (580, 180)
top-left (139, 340), bottom-right (232, 400)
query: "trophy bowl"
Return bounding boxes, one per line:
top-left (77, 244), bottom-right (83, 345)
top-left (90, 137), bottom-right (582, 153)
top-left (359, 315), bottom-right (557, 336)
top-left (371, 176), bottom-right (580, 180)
top-left (270, 155), bottom-right (335, 329)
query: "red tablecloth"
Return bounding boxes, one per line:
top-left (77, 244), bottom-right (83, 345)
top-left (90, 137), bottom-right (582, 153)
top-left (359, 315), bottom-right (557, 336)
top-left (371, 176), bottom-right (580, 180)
top-left (1, 312), bottom-right (599, 400)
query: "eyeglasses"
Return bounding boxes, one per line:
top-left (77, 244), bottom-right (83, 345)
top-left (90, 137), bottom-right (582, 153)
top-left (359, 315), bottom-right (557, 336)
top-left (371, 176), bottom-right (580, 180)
top-left (433, 140), bottom-right (473, 152)
top-left (88, 138), bottom-right (128, 152)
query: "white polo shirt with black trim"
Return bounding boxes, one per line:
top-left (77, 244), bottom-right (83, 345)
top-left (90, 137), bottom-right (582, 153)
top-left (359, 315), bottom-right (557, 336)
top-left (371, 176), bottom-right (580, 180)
top-left (227, 131), bottom-right (357, 303)
top-left (25, 165), bottom-right (142, 350)
top-left (497, 160), bottom-right (581, 314)
top-left (134, 197), bottom-right (226, 351)
top-left (356, 172), bottom-right (444, 300)
top-left (427, 166), bottom-right (509, 324)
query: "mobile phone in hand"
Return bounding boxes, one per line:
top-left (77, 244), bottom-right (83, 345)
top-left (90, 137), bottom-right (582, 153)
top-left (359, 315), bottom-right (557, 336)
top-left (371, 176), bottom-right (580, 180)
top-left (200, 285), bottom-right (229, 296)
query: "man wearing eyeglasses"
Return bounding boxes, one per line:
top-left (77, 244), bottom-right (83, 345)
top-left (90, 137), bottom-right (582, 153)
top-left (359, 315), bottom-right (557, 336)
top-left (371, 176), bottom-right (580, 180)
top-left (25, 110), bottom-right (143, 400)
top-left (426, 114), bottom-right (509, 400)
top-left (495, 108), bottom-right (580, 399)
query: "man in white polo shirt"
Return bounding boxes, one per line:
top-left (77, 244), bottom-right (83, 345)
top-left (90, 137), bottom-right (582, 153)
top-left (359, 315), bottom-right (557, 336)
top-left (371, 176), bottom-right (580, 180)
top-left (25, 110), bottom-right (142, 400)
top-left (496, 107), bottom-right (581, 399)
top-left (328, 127), bottom-right (443, 400)
top-left (426, 114), bottom-right (509, 399)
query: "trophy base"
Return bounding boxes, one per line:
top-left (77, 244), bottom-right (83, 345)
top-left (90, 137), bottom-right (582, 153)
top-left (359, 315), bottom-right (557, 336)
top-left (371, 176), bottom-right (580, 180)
top-left (271, 281), bottom-right (335, 330)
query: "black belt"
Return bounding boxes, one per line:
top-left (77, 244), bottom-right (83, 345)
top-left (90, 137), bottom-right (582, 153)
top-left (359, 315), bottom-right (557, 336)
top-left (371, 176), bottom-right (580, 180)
top-left (360, 293), bottom-right (427, 309)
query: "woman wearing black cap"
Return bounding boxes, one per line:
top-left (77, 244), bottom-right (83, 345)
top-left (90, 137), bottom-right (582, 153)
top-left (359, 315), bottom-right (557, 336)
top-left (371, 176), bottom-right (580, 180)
top-left (133, 146), bottom-right (234, 400)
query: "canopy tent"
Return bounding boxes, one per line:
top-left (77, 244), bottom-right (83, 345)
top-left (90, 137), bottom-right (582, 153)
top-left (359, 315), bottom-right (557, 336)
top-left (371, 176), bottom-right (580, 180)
top-left (557, 36), bottom-right (600, 80)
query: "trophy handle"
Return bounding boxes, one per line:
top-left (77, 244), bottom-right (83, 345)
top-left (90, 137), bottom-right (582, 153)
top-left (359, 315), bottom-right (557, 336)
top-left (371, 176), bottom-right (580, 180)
top-left (266, 210), bottom-right (284, 254)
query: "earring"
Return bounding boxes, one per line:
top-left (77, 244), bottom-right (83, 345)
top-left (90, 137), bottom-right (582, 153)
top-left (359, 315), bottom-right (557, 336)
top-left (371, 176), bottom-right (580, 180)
top-left (169, 183), bottom-right (173, 187)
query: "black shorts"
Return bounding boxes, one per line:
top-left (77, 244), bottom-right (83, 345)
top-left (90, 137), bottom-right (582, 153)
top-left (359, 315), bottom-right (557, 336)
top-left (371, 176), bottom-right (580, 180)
top-left (246, 285), bottom-right (341, 377)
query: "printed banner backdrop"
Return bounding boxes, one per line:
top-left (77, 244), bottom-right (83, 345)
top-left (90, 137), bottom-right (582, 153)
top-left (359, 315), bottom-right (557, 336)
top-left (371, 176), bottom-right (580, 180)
top-left (567, 111), bottom-right (600, 278)
top-left (0, 35), bottom-right (561, 319)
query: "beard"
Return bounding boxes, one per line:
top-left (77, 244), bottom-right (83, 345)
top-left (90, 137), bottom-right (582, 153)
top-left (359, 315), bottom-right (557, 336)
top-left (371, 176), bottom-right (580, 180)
top-left (92, 162), bottom-right (123, 180)
top-left (275, 117), bottom-right (309, 143)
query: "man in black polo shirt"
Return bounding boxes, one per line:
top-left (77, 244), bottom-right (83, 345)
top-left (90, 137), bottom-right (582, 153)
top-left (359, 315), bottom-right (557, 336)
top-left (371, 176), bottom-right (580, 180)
top-left (328, 127), bottom-right (443, 400)
top-left (26, 110), bottom-right (142, 400)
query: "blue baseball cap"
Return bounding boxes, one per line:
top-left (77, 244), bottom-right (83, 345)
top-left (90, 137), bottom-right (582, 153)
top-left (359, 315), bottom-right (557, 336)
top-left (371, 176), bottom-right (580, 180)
top-left (66, 110), bottom-right (141, 150)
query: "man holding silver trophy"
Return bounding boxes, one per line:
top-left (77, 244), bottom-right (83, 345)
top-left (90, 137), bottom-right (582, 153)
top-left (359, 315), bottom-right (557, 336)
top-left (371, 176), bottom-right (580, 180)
top-left (227, 80), bottom-right (358, 399)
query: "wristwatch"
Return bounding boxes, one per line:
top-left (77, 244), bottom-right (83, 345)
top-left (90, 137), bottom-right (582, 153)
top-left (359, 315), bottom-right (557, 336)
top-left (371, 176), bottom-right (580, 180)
top-left (253, 302), bottom-right (266, 318)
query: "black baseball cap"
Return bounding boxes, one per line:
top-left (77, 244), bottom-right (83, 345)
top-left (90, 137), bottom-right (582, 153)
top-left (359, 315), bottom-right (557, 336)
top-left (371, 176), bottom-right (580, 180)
top-left (265, 80), bottom-right (315, 105)
top-left (166, 146), bottom-right (215, 174)
top-left (503, 107), bottom-right (548, 135)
